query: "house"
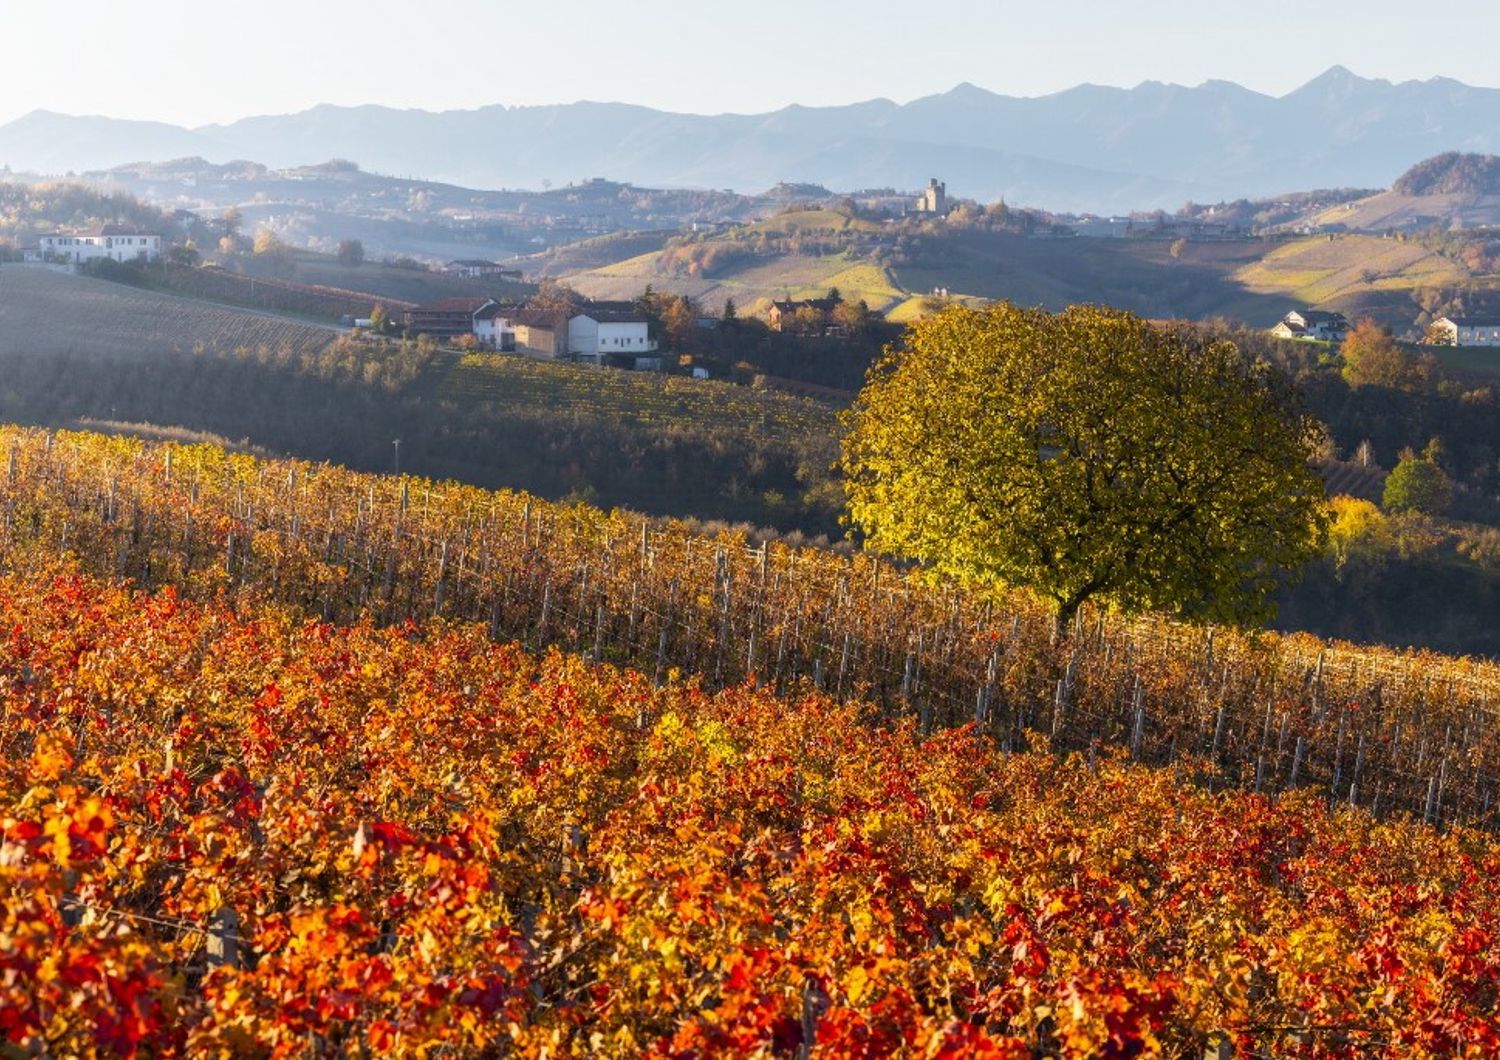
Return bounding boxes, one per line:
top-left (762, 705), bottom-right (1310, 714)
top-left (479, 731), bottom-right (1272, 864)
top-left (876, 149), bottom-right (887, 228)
top-left (568, 310), bottom-right (657, 366)
top-left (402, 298), bottom-right (502, 340)
top-left (444, 259), bottom-right (521, 280)
top-left (473, 301), bottom-right (515, 350)
top-left (1429, 316), bottom-right (1500, 347)
top-left (34, 226), bottom-right (162, 264)
top-left (1270, 309), bottom-right (1350, 343)
top-left (512, 309), bottom-right (568, 357)
top-left (914, 178), bottom-right (948, 216)
top-left (767, 297), bottom-right (839, 333)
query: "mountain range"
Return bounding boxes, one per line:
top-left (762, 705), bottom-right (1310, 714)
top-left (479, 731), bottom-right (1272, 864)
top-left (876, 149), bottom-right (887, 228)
top-left (6, 67), bottom-right (1500, 212)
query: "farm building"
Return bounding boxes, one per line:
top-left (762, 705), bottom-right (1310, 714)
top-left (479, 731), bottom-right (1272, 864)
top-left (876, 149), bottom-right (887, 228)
top-left (1271, 308), bottom-right (1350, 342)
top-left (402, 298), bottom-right (501, 340)
top-left (1429, 316), bottom-right (1500, 347)
top-left (473, 302), bottom-right (516, 350)
top-left (568, 310), bottom-right (657, 367)
top-left (444, 259), bottom-right (522, 280)
top-left (32, 226), bottom-right (162, 265)
top-left (767, 297), bottom-right (840, 333)
top-left (512, 310), bottom-right (568, 358)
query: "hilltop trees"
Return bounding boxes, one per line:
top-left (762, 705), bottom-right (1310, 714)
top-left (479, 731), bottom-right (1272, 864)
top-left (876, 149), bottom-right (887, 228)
top-left (1341, 318), bottom-right (1432, 390)
top-left (842, 303), bottom-right (1327, 634)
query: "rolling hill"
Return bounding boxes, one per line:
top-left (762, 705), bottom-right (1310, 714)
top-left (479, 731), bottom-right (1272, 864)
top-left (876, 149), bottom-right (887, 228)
top-left (0, 264), bottom-right (339, 358)
top-left (556, 208), bottom-right (1295, 324)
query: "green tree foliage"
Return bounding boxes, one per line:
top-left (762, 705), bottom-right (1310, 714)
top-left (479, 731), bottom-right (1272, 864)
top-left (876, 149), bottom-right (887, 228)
top-left (1341, 318), bottom-right (1432, 391)
top-left (841, 303), bottom-right (1328, 633)
top-left (336, 239), bottom-right (365, 267)
top-left (1383, 454), bottom-right (1453, 515)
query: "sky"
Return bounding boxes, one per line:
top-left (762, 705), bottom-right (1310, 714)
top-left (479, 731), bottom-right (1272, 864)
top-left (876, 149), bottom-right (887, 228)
top-left (4, 0), bottom-right (1500, 127)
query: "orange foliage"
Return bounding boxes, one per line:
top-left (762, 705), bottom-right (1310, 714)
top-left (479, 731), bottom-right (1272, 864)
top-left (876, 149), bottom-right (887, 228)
top-left (1, 572), bottom-right (1498, 1056)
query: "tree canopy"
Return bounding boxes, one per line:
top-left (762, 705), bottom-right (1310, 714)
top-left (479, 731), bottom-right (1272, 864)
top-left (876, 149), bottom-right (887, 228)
top-left (841, 303), bottom-right (1328, 632)
top-left (1341, 318), bottom-right (1431, 391)
top-left (1383, 454), bottom-right (1453, 515)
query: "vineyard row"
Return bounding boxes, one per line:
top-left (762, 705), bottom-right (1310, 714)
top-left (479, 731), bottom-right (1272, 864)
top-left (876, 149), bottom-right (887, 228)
top-left (4, 426), bottom-right (1500, 828)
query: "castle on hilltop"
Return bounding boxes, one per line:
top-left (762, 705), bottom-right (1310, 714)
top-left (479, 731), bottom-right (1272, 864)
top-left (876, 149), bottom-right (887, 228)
top-left (914, 178), bottom-right (948, 215)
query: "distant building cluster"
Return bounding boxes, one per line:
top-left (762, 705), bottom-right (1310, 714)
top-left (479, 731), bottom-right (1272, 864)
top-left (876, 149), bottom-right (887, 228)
top-left (26, 225), bottom-right (162, 265)
top-left (400, 297), bottom-right (660, 370)
top-left (443, 259), bottom-right (523, 280)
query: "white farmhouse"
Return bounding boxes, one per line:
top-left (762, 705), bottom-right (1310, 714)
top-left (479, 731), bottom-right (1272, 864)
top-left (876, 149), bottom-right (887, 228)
top-left (567, 310), bottom-right (657, 365)
top-left (35, 226), bottom-right (162, 264)
top-left (473, 302), bottom-right (515, 350)
top-left (1429, 316), bottom-right (1500, 347)
top-left (1270, 308), bottom-right (1350, 343)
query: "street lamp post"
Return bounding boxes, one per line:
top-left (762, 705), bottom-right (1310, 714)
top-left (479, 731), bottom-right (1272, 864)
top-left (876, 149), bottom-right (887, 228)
top-left (393, 438), bottom-right (401, 478)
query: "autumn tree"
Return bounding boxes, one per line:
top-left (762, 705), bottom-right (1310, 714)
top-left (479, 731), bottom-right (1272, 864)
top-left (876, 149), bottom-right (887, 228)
top-left (1383, 452), bottom-right (1453, 515)
top-left (1341, 318), bottom-right (1432, 390)
top-left (832, 299), bottom-right (872, 336)
top-left (790, 305), bottom-right (826, 336)
top-left (842, 303), bottom-right (1328, 633)
top-left (527, 278), bottom-right (581, 316)
top-left (660, 295), bottom-right (698, 349)
top-left (252, 227), bottom-right (288, 258)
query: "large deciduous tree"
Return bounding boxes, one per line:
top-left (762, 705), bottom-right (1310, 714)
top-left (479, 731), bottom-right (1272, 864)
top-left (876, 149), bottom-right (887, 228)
top-left (841, 303), bottom-right (1328, 634)
top-left (1341, 318), bottom-right (1432, 391)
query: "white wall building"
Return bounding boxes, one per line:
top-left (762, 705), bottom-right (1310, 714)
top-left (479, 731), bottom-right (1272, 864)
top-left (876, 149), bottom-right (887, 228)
top-left (473, 302), bottom-right (515, 350)
top-left (35, 227), bottom-right (162, 265)
top-left (567, 312), bottom-right (657, 364)
top-left (1430, 316), bottom-right (1500, 347)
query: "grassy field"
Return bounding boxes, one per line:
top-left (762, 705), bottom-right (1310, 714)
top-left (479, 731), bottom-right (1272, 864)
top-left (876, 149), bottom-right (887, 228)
top-left (0, 265), bottom-right (338, 358)
top-left (434, 351), bottom-right (843, 446)
top-left (1430, 343), bottom-right (1500, 378)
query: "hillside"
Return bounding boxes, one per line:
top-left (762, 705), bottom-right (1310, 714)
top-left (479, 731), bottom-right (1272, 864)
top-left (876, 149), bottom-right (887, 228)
top-left (1393, 151), bottom-right (1500, 196)
top-left (1282, 153), bottom-right (1500, 233)
top-left (0, 265), bottom-right (841, 532)
top-left (1232, 233), bottom-right (1475, 318)
top-left (7, 567), bottom-right (1500, 1055)
top-left (0, 264), bottom-right (339, 357)
top-left (559, 209), bottom-right (1291, 323)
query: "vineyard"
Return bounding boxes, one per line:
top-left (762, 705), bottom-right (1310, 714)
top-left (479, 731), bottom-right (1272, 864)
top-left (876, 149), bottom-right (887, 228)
top-left (151, 263), bottom-right (416, 322)
top-left (0, 266), bottom-right (339, 359)
top-left (435, 352), bottom-right (842, 448)
top-left (3, 572), bottom-right (1499, 1056)
top-left (3, 427), bottom-right (1500, 836)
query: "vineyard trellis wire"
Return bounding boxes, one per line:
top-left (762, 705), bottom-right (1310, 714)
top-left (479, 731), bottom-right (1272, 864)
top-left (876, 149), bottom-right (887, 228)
top-left (4, 425), bottom-right (1500, 830)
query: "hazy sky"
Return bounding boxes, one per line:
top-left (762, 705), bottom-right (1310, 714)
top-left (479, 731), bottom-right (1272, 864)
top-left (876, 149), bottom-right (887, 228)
top-left (4, 0), bottom-right (1499, 126)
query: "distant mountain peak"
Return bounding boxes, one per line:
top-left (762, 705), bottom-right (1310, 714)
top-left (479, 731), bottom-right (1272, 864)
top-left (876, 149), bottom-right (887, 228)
top-left (1290, 64), bottom-right (1380, 96)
